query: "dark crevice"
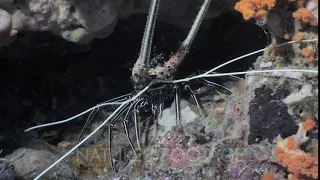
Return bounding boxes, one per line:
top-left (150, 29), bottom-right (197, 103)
top-left (0, 12), bottom-right (267, 155)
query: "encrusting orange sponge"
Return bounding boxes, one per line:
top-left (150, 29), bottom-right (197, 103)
top-left (293, 8), bottom-right (318, 26)
top-left (235, 0), bottom-right (276, 20)
top-left (262, 171), bottom-right (275, 180)
top-left (303, 119), bottom-right (316, 131)
top-left (274, 119), bottom-right (318, 179)
top-left (301, 47), bottom-right (315, 62)
top-left (292, 32), bottom-right (305, 42)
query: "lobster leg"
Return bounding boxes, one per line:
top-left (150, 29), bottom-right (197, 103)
top-left (107, 104), bottom-right (131, 171)
top-left (200, 78), bottom-right (234, 94)
top-left (108, 124), bottom-right (115, 171)
top-left (174, 85), bottom-right (180, 125)
top-left (133, 100), bottom-right (142, 152)
top-left (123, 102), bottom-right (138, 156)
top-left (77, 108), bottom-right (99, 143)
top-left (186, 84), bottom-right (202, 116)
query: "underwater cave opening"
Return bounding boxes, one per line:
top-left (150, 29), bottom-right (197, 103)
top-left (0, 11), bottom-right (268, 155)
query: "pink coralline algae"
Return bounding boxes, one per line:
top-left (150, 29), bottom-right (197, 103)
top-left (171, 146), bottom-right (202, 168)
top-left (160, 131), bottom-right (204, 168)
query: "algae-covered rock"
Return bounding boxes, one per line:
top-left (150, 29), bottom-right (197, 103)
top-left (61, 27), bottom-right (94, 44)
top-left (4, 148), bottom-right (76, 180)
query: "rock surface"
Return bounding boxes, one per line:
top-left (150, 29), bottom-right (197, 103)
top-left (0, 0), bottom-right (318, 179)
top-left (4, 148), bottom-right (75, 180)
top-left (0, 162), bottom-right (15, 180)
top-left (0, 0), bottom-right (238, 47)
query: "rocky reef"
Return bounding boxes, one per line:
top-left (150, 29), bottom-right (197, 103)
top-left (0, 0), bottom-right (238, 47)
top-left (0, 0), bottom-right (318, 179)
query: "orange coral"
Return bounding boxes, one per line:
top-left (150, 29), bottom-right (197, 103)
top-left (303, 119), bottom-right (316, 131)
top-left (275, 147), bottom-right (318, 179)
top-left (288, 174), bottom-right (299, 180)
top-left (293, 8), bottom-right (318, 26)
top-left (292, 32), bottom-right (305, 42)
top-left (302, 47), bottom-right (315, 62)
top-left (262, 171), bottom-right (275, 180)
top-left (274, 121), bottom-right (318, 179)
top-left (235, 0), bottom-right (276, 20)
top-left (286, 136), bottom-right (296, 150)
